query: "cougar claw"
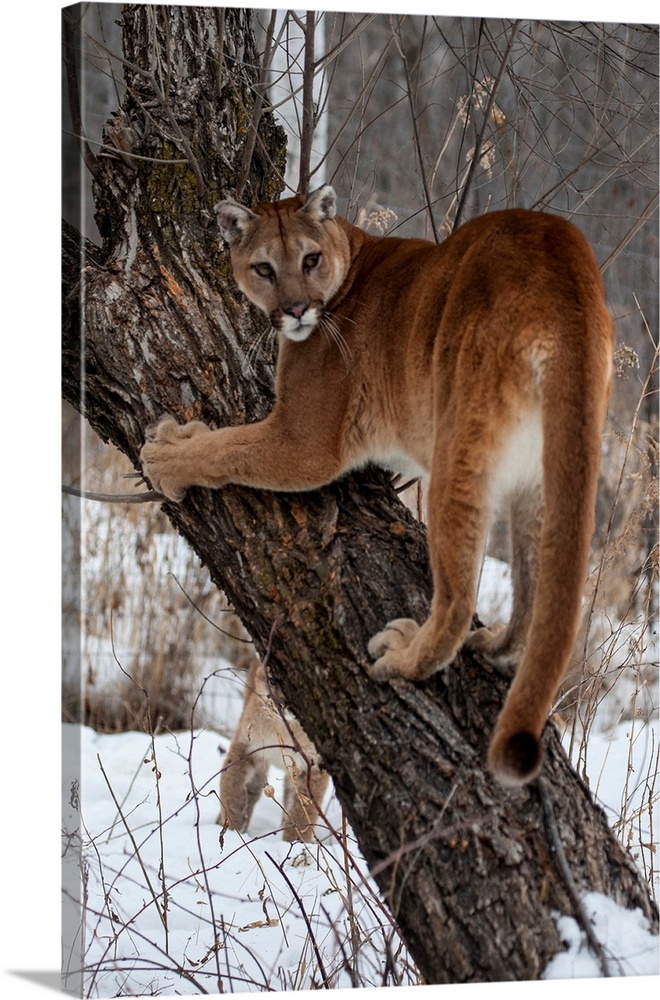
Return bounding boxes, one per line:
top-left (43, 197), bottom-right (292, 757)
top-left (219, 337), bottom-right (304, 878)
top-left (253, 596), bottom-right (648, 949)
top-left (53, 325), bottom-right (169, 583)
top-left (145, 415), bottom-right (176, 441)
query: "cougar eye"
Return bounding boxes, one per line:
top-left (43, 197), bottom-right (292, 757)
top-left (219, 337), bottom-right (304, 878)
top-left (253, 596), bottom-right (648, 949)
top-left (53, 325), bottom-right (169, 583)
top-left (253, 261), bottom-right (274, 279)
top-left (303, 252), bottom-right (321, 272)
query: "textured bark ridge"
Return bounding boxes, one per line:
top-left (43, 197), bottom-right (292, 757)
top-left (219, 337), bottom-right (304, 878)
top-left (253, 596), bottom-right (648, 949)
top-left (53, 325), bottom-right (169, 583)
top-left (62, 5), bottom-right (657, 984)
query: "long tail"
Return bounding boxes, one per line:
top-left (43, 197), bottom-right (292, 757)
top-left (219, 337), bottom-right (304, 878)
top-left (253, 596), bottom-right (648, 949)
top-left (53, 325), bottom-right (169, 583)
top-left (488, 309), bottom-right (612, 786)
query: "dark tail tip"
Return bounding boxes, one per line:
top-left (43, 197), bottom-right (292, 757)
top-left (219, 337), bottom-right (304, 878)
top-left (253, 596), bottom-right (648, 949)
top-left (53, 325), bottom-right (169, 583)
top-left (488, 730), bottom-right (544, 787)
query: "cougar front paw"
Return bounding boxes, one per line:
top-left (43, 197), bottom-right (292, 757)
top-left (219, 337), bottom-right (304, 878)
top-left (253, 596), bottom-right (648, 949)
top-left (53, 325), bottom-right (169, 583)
top-left (140, 415), bottom-right (211, 502)
top-left (367, 618), bottom-right (421, 680)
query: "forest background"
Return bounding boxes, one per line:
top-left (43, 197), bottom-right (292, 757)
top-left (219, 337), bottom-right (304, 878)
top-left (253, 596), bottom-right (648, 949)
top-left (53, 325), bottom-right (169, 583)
top-left (1, 0), bottom-right (658, 998)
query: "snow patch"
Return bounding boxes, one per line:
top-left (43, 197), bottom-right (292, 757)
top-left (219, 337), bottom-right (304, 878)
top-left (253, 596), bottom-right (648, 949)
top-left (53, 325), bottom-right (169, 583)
top-left (543, 892), bottom-right (659, 979)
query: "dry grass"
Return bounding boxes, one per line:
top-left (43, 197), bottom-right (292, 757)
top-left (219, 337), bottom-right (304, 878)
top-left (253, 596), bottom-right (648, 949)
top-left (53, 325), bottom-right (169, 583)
top-left (566, 340), bottom-right (658, 736)
top-left (62, 408), bottom-right (253, 734)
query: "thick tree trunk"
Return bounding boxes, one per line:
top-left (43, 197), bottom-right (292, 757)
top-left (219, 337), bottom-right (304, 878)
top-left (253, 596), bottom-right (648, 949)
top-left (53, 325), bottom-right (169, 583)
top-left (62, 4), bottom-right (657, 984)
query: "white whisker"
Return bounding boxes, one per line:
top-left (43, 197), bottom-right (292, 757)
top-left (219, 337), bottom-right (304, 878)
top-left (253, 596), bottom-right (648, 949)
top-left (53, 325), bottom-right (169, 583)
top-left (319, 312), bottom-right (353, 375)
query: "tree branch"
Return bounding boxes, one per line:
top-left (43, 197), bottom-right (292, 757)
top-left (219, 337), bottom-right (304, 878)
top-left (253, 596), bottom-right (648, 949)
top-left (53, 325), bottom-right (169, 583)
top-left (298, 11), bottom-right (318, 193)
top-left (61, 484), bottom-right (165, 504)
top-left (538, 778), bottom-right (612, 977)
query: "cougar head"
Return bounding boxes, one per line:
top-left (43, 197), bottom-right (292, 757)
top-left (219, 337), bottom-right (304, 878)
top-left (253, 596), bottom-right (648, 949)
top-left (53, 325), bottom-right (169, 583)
top-left (216, 186), bottom-right (350, 342)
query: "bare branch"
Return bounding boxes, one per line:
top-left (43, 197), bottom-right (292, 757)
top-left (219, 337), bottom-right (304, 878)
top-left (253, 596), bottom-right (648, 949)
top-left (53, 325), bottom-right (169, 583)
top-left (453, 19), bottom-right (521, 230)
top-left (600, 193), bottom-right (659, 274)
top-left (237, 8), bottom-right (278, 199)
top-left (391, 16), bottom-right (440, 243)
top-left (62, 484), bottom-right (166, 504)
top-left (298, 11), bottom-right (318, 194)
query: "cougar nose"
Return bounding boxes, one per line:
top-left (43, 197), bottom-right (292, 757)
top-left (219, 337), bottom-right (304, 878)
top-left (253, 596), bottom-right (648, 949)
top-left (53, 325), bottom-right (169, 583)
top-left (283, 301), bottom-right (308, 320)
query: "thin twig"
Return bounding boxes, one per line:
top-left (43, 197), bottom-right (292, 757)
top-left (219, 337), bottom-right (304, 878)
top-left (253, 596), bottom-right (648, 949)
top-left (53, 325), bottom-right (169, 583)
top-left (314, 14), bottom-right (378, 73)
top-left (600, 192), bottom-right (659, 274)
top-left (147, 732), bottom-right (170, 953)
top-left (62, 484), bottom-right (166, 503)
top-left (96, 754), bottom-right (168, 935)
top-left (184, 722), bottom-right (225, 991)
top-left (391, 16), bottom-right (440, 243)
top-left (237, 8), bottom-right (278, 199)
top-left (265, 850), bottom-right (333, 988)
top-left (537, 777), bottom-right (612, 977)
top-left (169, 573), bottom-right (254, 644)
top-left (453, 19), bottom-right (520, 230)
top-left (298, 11), bottom-right (318, 194)
top-left (369, 784), bottom-right (459, 880)
top-left (569, 331), bottom-right (659, 762)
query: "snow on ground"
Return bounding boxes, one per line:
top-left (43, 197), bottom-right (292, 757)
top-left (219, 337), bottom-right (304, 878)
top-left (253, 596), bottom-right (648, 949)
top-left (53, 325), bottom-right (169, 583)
top-left (63, 556), bottom-right (659, 996)
top-left (63, 718), bottom-right (416, 996)
top-left (543, 892), bottom-right (658, 979)
top-left (543, 719), bottom-right (659, 980)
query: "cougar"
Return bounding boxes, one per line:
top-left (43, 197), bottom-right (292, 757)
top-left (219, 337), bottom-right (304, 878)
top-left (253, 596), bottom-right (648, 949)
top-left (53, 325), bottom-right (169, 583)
top-left (218, 658), bottom-right (328, 842)
top-left (141, 185), bottom-right (613, 786)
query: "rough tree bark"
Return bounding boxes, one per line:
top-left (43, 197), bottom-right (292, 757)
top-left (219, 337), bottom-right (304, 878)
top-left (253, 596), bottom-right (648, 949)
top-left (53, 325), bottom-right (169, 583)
top-left (62, 4), bottom-right (657, 985)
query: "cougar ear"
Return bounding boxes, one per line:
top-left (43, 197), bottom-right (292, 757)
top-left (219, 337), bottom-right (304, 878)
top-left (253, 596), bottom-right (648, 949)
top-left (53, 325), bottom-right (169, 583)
top-left (299, 185), bottom-right (337, 222)
top-left (215, 200), bottom-right (257, 245)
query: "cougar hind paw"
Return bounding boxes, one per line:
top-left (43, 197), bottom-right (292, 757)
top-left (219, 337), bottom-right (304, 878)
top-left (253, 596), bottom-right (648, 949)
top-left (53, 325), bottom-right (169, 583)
top-left (464, 624), bottom-right (519, 677)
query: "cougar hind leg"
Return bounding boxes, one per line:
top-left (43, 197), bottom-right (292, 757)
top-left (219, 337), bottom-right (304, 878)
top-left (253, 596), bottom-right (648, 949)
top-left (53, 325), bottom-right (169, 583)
top-left (369, 423), bottom-right (499, 682)
top-left (218, 742), bottom-right (268, 833)
top-left (466, 484), bottom-right (543, 672)
top-left (281, 764), bottom-right (330, 843)
top-left (367, 504), bottom-right (489, 681)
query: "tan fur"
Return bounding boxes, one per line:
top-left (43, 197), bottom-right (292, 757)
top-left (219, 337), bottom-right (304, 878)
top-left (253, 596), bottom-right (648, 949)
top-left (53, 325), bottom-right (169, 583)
top-left (141, 185), bottom-right (613, 786)
top-left (218, 658), bottom-right (328, 841)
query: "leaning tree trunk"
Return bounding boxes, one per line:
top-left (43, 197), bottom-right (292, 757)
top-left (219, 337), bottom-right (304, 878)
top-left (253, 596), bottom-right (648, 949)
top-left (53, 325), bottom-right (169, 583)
top-left (62, 4), bottom-right (657, 985)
